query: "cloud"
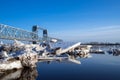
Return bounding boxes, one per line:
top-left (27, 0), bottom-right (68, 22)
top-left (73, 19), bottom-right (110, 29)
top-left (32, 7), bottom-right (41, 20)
top-left (51, 25), bottom-right (120, 42)
top-left (81, 26), bottom-right (120, 36)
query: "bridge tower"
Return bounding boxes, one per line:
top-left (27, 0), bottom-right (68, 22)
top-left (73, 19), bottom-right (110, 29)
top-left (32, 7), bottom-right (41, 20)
top-left (32, 25), bottom-right (39, 44)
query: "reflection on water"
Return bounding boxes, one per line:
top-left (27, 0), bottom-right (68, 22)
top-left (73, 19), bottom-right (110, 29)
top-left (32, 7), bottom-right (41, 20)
top-left (0, 45), bottom-right (120, 80)
top-left (36, 45), bottom-right (120, 80)
top-left (0, 53), bottom-right (91, 80)
top-left (91, 45), bottom-right (120, 56)
top-left (0, 68), bottom-right (38, 80)
top-left (0, 69), bottom-right (22, 80)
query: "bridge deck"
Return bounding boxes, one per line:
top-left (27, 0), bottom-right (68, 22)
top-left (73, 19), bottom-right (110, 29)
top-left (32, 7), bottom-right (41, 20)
top-left (0, 24), bottom-right (41, 42)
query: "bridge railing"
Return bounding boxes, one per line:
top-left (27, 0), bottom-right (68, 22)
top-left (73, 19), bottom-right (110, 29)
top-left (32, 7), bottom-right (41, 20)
top-left (0, 24), bottom-right (41, 42)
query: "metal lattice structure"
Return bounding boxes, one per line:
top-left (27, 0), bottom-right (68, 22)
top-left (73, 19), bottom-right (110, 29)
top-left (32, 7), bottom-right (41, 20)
top-left (0, 24), bottom-right (40, 42)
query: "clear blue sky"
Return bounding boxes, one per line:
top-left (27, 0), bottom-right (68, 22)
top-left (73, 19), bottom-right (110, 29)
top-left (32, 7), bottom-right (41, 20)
top-left (0, 0), bottom-right (120, 42)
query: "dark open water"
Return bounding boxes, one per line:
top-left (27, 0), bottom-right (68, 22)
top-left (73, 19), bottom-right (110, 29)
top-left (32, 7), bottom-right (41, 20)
top-left (36, 53), bottom-right (120, 80)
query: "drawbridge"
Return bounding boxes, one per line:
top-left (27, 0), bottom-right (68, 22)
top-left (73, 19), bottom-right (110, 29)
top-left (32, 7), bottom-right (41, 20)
top-left (0, 24), bottom-right (62, 43)
top-left (0, 24), bottom-right (40, 42)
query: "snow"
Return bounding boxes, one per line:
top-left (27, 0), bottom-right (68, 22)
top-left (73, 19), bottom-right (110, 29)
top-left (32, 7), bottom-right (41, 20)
top-left (0, 40), bottom-right (92, 71)
top-left (0, 60), bottom-right (22, 70)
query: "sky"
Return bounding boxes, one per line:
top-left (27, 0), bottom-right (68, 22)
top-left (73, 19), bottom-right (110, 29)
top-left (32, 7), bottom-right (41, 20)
top-left (0, 0), bottom-right (120, 42)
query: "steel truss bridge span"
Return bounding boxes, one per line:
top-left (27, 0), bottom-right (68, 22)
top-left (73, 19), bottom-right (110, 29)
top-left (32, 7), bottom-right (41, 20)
top-left (0, 24), bottom-right (40, 42)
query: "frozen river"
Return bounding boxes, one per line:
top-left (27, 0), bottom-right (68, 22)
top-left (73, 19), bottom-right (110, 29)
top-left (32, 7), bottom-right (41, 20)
top-left (0, 45), bottom-right (120, 80)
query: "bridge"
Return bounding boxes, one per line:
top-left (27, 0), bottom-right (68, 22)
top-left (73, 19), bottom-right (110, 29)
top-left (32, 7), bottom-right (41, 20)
top-left (0, 24), bottom-right (42, 43)
top-left (0, 24), bottom-right (62, 43)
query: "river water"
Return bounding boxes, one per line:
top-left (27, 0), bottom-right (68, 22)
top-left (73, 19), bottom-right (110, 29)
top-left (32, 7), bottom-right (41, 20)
top-left (0, 45), bottom-right (120, 80)
top-left (36, 53), bottom-right (120, 80)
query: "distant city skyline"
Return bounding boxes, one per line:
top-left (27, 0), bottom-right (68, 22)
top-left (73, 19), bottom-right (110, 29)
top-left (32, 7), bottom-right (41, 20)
top-left (0, 0), bottom-right (120, 42)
